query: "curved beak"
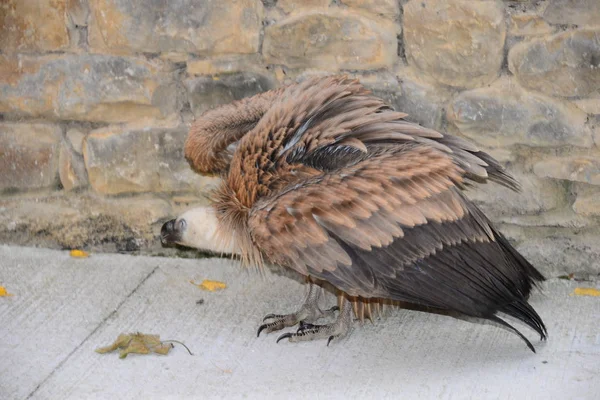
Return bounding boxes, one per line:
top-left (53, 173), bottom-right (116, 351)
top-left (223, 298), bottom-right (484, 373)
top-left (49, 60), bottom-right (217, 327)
top-left (160, 218), bottom-right (182, 246)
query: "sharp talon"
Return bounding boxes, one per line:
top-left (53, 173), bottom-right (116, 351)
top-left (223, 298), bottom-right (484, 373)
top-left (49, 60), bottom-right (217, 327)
top-left (327, 306), bottom-right (340, 312)
top-left (257, 324), bottom-right (268, 337)
top-left (263, 313), bottom-right (277, 321)
top-left (277, 333), bottom-right (293, 344)
top-left (327, 336), bottom-right (335, 346)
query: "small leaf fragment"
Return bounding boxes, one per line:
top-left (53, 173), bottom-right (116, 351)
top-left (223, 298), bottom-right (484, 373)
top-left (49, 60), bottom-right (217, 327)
top-left (70, 249), bottom-right (90, 258)
top-left (191, 279), bottom-right (227, 292)
top-left (572, 287), bottom-right (600, 297)
top-left (0, 286), bottom-right (13, 297)
top-left (153, 343), bottom-right (174, 355)
top-left (119, 340), bottom-right (150, 359)
top-left (96, 333), bottom-right (130, 354)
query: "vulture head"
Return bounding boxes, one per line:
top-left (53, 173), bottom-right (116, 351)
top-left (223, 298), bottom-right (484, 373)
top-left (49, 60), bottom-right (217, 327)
top-left (161, 207), bottom-right (239, 255)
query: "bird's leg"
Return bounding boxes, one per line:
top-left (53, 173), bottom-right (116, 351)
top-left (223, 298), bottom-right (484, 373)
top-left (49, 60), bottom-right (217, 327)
top-left (257, 283), bottom-right (339, 337)
top-left (276, 297), bottom-right (353, 345)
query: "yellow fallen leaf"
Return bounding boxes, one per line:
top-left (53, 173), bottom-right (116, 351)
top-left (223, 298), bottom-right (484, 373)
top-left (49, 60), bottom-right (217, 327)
top-left (0, 286), bottom-right (13, 297)
top-left (70, 249), bottom-right (90, 258)
top-left (572, 287), bottom-right (600, 297)
top-left (190, 279), bottom-right (227, 292)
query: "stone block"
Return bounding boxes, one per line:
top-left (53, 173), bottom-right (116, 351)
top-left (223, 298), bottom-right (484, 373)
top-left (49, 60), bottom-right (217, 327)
top-left (0, 192), bottom-right (174, 250)
top-left (466, 171), bottom-right (566, 218)
top-left (66, 128), bottom-right (86, 155)
top-left (187, 55), bottom-right (266, 76)
top-left (403, 0), bottom-right (505, 88)
top-left (0, 54), bottom-right (177, 123)
top-left (88, 0), bottom-right (263, 55)
top-left (574, 98), bottom-right (600, 115)
top-left (534, 156), bottom-right (600, 185)
top-left (277, 0), bottom-right (329, 14)
top-left (516, 233), bottom-right (600, 277)
top-left (263, 10), bottom-right (398, 70)
top-left (572, 183), bottom-right (600, 217)
top-left (83, 120), bottom-right (219, 195)
top-left (59, 142), bottom-right (88, 191)
top-left (340, 0), bottom-right (400, 19)
top-left (509, 29), bottom-right (600, 97)
top-left (542, 0), bottom-right (600, 27)
top-left (391, 67), bottom-right (453, 129)
top-left (448, 77), bottom-right (593, 148)
top-left (0, 123), bottom-right (62, 191)
top-left (0, 0), bottom-right (69, 52)
top-left (508, 13), bottom-right (554, 37)
top-left (185, 72), bottom-right (276, 117)
top-left (67, 0), bottom-right (90, 27)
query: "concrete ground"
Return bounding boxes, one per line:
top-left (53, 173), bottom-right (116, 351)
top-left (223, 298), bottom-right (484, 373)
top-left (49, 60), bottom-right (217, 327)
top-left (0, 245), bottom-right (598, 400)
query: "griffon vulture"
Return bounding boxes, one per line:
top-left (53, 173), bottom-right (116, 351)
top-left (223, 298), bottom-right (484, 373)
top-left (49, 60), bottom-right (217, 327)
top-left (161, 76), bottom-right (547, 351)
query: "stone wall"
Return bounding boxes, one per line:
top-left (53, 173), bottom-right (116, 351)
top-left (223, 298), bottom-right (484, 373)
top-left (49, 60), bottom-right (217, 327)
top-left (1, 0), bottom-right (599, 277)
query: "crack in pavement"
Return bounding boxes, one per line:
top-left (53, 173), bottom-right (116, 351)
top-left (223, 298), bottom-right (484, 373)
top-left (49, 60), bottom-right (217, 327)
top-left (25, 266), bottom-right (160, 399)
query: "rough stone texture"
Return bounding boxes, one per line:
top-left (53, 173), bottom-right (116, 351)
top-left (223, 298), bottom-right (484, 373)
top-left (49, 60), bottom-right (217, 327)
top-left (263, 10), bottom-right (398, 70)
top-left (534, 156), bottom-right (600, 186)
top-left (67, 0), bottom-right (90, 27)
top-left (187, 55), bottom-right (265, 76)
top-left (499, 210), bottom-right (591, 230)
top-left (0, 123), bottom-right (62, 192)
top-left (0, 0), bottom-right (69, 52)
top-left (83, 120), bottom-right (219, 195)
top-left (403, 0), bottom-right (505, 88)
top-left (448, 77), bottom-right (593, 148)
top-left (66, 128), bottom-right (86, 155)
top-left (509, 13), bottom-right (554, 37)
top-left (0, 54), bottom-right (177, 123)
top-left (572, 184), bottom-right (600, 217)
top-left (0, 192), bottom-right (175, 250)
top-left (574, 97), bottom-right (600, 115)
top-left (392, 67), bottom-right (453, 130)
top-left (185, 72), bottom-right (277, 116)
top-left (88, 0), bottom-right (263, 55)
top-left (516, 233), bottom-right (600, 277)
top-left (59, 142), bottom-right (88, 192)
top-left (466, 171), bottom-right (566, 218)
top-left (340, 0), bottom-right (400, 19)
top-left (509, 29), bottom-right (600, 98)
top-left (277, 0), bottom-right (329, 14)
top-left (542, 0), bottom-right (600, 27)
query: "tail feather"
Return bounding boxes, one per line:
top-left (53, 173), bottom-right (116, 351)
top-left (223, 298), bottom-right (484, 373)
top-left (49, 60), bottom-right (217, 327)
top-left (501, 299), bottom-right (547, 340)
top-left (489, 315), bottom-right (537, 353)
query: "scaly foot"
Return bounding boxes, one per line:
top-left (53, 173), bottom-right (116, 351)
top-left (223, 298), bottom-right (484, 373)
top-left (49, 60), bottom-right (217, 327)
top-left (257, 283), bottom-right (338, 337)
top-left (276, 298), bottom-right (353, 346)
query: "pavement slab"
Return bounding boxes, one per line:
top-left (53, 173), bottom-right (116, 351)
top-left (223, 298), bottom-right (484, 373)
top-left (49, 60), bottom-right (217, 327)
top-left (0, 245), bottom-right (598, 399)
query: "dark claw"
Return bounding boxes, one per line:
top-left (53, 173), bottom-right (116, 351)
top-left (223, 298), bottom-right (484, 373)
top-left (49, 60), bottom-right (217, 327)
top-left (326, 306), bottom-right (340, 313)
top-left (257, 324), bottom-right (269, 337)
top-left (327, 336), bottom-right (335, 346)
top-left (263, 313), bottom-right (283, 322)
top-left (276, 333), bottom-right (293, 343)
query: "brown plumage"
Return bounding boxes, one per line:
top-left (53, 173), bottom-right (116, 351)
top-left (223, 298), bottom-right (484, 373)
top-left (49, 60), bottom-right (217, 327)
top-left (167, 76), bottom-right (546, 351)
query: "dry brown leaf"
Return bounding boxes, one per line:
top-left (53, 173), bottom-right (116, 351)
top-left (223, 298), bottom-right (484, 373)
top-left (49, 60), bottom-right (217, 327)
top-left (96, 333), bottom-right (176, 359)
